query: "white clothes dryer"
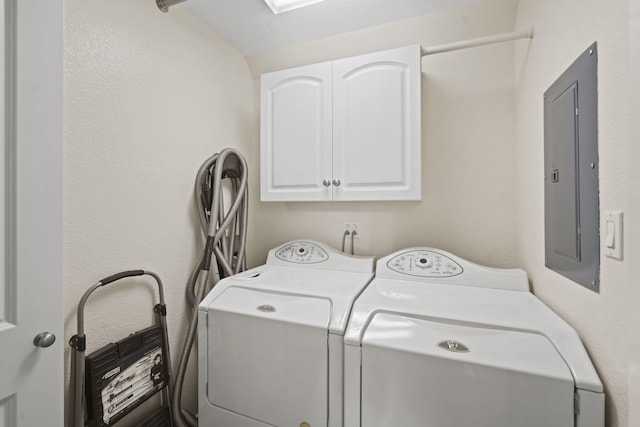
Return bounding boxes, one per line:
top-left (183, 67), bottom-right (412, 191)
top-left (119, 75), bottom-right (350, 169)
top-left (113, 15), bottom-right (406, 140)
top-left (198, 240), bottom-right (374, 427)
top-left (344, 247), bottom-right (604, 427)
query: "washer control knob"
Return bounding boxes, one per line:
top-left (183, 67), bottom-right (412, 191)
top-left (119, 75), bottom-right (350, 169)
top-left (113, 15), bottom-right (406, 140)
top-left (332, 179), bottom-right (341, 187)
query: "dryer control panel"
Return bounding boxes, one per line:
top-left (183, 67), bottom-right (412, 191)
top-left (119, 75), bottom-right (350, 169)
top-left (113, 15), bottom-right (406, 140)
top-left (376, 247), bottom-right (529, 291)
top-left (275, 241), bottom-right (329, 264)
top-left (387, 250), bottom-right (463, 278)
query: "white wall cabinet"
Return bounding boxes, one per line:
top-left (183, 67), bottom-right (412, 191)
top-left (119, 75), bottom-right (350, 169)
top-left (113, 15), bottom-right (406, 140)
top-left (261, 44), bottom-right (421, 201)
top-left (261, 62), bottom-right (333, 201)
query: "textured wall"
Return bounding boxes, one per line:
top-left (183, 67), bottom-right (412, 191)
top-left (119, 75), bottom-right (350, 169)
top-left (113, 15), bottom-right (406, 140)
top-left (514, 1), bottom-right (630, 425)
top-left (245, 0), bottom-right (520, 269)
top-left (628, 0), bottom-right (640, 424)
top-left (62, 0), bottom-right (637, 424)
top-left (63, 0), bottom-right (253, 424)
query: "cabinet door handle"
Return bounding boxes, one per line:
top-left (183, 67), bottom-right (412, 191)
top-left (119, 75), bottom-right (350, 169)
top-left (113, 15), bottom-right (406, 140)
top-left (322, 179), bottom-right (331, 187)
top-left (332, 179), bottom-right (341, 187)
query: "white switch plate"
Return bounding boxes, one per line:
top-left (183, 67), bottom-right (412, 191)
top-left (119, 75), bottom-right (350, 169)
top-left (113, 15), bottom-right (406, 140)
top-left (604, 211), bottom-right (623, 260)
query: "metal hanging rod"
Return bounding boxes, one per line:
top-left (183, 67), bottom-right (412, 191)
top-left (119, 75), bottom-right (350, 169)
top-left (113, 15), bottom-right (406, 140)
top-left (421, 27), bottom-right (534, 56)
top-left (156, 0), bottom-right (188, 13)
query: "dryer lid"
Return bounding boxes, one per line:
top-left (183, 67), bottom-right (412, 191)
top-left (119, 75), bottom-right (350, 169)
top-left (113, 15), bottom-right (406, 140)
top-left (363, 313), bottom-right (573, 382)
top-left (345, 279), bottom-right (603, 393)
top-left (360, 313), bottom-right (576, 427)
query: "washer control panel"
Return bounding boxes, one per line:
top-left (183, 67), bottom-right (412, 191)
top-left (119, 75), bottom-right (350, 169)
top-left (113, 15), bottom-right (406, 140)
top-left (386, 250), bottom-right (463, 277)
top-left (274, 241), bottom-right (329, 264)
top-left (267, 240), bottom-right (374, 273)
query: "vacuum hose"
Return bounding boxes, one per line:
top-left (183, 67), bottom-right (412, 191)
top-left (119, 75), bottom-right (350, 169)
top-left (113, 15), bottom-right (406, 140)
top-left (171, 148), bottom-right (249, 427)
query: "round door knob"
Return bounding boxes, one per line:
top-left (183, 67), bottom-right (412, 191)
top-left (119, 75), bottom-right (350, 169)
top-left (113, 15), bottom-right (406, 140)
top-left (322, 179), bottom-right (331, 187)
top-left (332, 179), bottom-right (341, 187)
top-left (33, 332), bottom-right (56, 348)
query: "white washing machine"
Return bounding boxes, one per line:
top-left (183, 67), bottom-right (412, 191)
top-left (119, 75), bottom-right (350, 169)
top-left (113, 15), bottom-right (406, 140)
top-left (198, 240), bottom-right (374, 427)
top-left (344, 247), bottom-right (604, 427)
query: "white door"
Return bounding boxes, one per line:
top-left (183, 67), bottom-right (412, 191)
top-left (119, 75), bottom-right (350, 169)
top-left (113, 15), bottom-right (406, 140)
top-left (0, 0), bottom-right (63, 425)
top-left (332, 44), bottom-right (422, 201)
top-left (260, 62), bottom-right (333, 201)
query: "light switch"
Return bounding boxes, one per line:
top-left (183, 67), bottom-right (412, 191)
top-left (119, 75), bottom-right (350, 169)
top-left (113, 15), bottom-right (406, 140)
top-left (604, 211), bottom-right (623, 259)
top-left (605, 221), bottom-right (615, 248)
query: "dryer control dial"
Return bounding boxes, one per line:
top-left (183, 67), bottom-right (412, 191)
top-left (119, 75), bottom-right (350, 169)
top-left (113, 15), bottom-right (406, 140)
top-left (275, 241), bottom-right (329, 264)
top-left (387, 250), bottom-right (463, 277)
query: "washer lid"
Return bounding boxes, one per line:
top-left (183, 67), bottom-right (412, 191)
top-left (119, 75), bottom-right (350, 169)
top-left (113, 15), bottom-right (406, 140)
top-left (207, 286), bottom-right (330, 329)
top-left (206, 287), bottom-right (330, 427)
top-left (201, 264), bottom-right (373, 334)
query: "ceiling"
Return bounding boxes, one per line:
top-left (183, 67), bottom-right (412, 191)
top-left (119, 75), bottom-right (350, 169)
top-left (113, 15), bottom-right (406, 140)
top-left (183, 0), bottom-right (487, 56)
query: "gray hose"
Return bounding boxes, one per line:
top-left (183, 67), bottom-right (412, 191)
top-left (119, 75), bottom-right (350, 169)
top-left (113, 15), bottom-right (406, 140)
top-left (171, 148), bottom-right (249, 427)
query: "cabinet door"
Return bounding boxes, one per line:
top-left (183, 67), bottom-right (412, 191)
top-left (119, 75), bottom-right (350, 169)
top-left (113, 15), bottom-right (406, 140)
top-left (261, 62), bottom-right (333, 201)
top-left (333, 45), bottom-right (421, 201)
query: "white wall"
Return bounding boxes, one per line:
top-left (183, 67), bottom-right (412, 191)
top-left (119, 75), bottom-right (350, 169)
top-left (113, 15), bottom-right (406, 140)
top-left (628, 0), bottom-right (640, 424)
top-left (514, 1), bottom-right (630, 425)
top-left (62, 0), bottom-right (636, 425)
top-left (245, 0), bottom-right (520, 269)
top-left (63, 0), bottom-right (254, 423)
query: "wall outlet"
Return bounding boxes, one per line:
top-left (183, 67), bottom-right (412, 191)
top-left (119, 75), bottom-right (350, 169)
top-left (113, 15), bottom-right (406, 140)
top-left (343, 221), bottom-right (361, 238)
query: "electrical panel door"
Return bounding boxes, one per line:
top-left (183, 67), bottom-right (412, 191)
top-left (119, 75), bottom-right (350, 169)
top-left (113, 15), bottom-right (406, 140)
top-left (544, 43), bottom-right (599, 292)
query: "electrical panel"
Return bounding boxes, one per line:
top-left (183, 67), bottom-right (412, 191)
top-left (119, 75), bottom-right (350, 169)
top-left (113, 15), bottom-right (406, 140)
top-left (544, 42), bottom-right (599, 292)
